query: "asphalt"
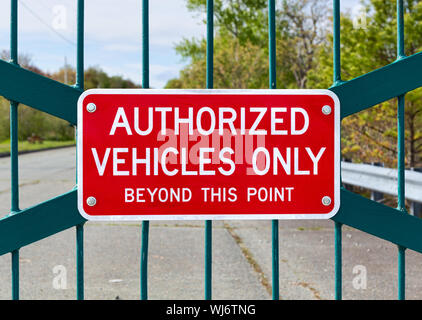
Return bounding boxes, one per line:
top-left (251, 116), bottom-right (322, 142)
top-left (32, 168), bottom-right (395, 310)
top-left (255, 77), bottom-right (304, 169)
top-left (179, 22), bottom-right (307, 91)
top-left (0, 147), bottom-right (421, 300)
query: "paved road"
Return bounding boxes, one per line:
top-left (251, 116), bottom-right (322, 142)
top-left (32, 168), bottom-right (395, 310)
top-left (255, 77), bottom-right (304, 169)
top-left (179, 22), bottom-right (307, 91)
top-left (0, 147), bottom-right (421, 300)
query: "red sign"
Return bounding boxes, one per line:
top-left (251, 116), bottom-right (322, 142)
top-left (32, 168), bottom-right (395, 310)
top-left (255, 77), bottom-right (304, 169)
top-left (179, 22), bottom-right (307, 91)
top-left (77, 89), bottom-right (340, 220)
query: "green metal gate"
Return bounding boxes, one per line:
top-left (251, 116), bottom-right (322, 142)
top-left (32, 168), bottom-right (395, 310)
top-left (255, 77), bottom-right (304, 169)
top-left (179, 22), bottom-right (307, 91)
top-left (1, 0), bottom-right (422, 300)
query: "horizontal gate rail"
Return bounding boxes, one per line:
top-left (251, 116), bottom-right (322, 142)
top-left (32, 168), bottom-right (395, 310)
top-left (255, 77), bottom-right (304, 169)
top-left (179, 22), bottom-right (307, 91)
top-left (0, 59), bottom-right (81, 125)
top-left (0, 190), bottom-right (85, 257)
top-left (329, 52), bottom-right (422, 119)
top-left (341, 162), bottom-right (422, 203)
top-left (333, 189), bottom-right (422, 255)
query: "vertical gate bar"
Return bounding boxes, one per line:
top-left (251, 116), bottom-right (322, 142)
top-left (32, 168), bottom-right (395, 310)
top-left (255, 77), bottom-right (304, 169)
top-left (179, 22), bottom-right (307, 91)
top-left (140, 0), bottom-right (150, 301)
top-left (397, 91), bottom-right (406, 301)
top-left (396, 0), bottom-right (406, 301)
top-left (204, 0), bottom-right (213, 301)
top-left (204, 220), bottom-right (212, 300)
top-left (268, 0), bottom-right (276, 90)
top-left (332, 0), bottom-right (342, 300)
top-left (206, 0), bottom-right (213, 90)
top-left (397, 90), bottom-right (406, 300)
top-left (76, 0), bottom-right (84, 90)
top-left (334, 221), bottom-right (342, 300)
top-left (397, 0), bottom-right (405, 60)
top-left (11, 249), bottom-right (19, 300)
top-left (268, 0), bottom-right (279, 300)
top-left (10, 0), bottom-right (19, 301)
top-left (10, 0), bottom-right (19, 213)
top-left (271, 221), bottom-right (279, 300)
top-left (398, 244), bottom-right (405, 299)
top-left (332, 0), bottom-right (341, 85)
top-left (75, 0), bottom-right (85, 301)
top-left (142, 0), bottom-right (149, 90)
top-left (76, 224), bottom-right (84, 300)
top-left (10, 99), bottom-right (18, 214)
top-left (140, 221), bottom-right (149, 300)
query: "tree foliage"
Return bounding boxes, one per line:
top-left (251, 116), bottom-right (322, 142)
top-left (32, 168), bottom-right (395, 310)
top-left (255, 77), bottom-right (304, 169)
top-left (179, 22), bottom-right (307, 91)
top-left (167, 0), bottom-right (328, 89)
top-left (186, 0), bottom-right (268, 45)
top-left (309, 0), bottom-right (422, 167)
top-left (168, 35), bottom-right (269, 89)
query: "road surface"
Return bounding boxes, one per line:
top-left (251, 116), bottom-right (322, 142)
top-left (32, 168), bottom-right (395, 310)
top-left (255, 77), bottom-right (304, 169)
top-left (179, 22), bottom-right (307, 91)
top-left (0, 147), bottom-right (421, 300)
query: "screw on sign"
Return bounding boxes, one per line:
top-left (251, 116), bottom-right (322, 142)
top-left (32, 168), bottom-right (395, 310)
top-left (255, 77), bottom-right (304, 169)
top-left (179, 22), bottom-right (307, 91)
top-left (77, 89), bottom-right (340, 220)
top-left (86, 103), bottom-right (96, 113)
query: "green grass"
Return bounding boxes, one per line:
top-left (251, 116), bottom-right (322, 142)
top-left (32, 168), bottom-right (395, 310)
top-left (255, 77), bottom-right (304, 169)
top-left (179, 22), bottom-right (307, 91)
top-left (0, 140), bottom-right (75, 154)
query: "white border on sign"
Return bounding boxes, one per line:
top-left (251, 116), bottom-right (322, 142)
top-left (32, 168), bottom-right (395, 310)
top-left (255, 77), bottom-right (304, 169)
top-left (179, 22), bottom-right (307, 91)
top-left (77, 89), bottom-right (341, 221)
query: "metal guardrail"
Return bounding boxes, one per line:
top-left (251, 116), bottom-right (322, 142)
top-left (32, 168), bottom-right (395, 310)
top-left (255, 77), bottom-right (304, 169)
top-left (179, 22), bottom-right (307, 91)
top-left (341, 162), bottom-right (422, 203)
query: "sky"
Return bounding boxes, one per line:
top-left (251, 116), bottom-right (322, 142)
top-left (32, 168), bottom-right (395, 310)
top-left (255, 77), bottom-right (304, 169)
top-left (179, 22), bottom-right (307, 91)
top-left (0, 0), bottom-right (360, 88)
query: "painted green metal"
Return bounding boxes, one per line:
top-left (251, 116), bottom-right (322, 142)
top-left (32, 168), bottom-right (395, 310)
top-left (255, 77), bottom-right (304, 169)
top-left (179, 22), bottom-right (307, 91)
top-left (332, 0), bottom-right (342, 301)
top-left (10, 0), bottom-right (17, 64)
top-left (11, 249), bottom-right (19, 300)
top-left (9, 0), bottom-right (18, 207)
top-left (332, 0), bottom-right (342, 85)
top-left (205, 0), bottom-right (214, 301)
top-left (75, 0), bottom-right (85, 301)
top-left (397, 0), bottom-right (405, 59)
top-left (398, 245), bottom-right (406, 300)
top-left (0, 190), bottom-right (85, 256)
top-left (271, 220), bottom-right (279, 300)
top-left (397, 92), bottom-right (406, 300)
top-left (206, 0), bottom-right (214, 90)
top-left (332, 189), bottom-right (422, 254)
top-left (396, 0), bottom-right (406, 300)
top-left (140, 0), bottom-right (150, 301)
top-left (140, 221), bottom-right (149, 300)
top-left (10, 0), bottom-right (19, 301)
top-left (268, 0), bottom-right (276, 89)
top-left (268, 0), bottom-right (279, 301)
top-left (76, 0), bottom-right (85, 91)
top-left (397, 95), bottom-right (406, 210)
top-left (330, 52), bottom-right (422, 119)
top-left (334, 222), bottom-right (342, 300)
top-left (396, 0), bottom-right (406, 211)
top-left (10, 101), bottom-right (19, 214)
top-left (0, 60), bottom-right (81, 125)
top-left (76, 224), bottom-right (84, 300)
top-left (142, 0), bottom-right (150, 90)
top-left (204, 220), bottom-right (212, 300)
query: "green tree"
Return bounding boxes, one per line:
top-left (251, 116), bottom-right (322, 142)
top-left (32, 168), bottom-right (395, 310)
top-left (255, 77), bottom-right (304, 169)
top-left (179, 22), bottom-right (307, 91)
top-left (167, 0), bottom-right (328, 89)
top-left (186, 0), bottom-right (268, 45)
top-left (83, 67), bottom-right (138, 90)
top-left (167, 35), bottom-right (269, 89)
top-left (50, 66), bottom-right (138, 89)
top-left (277, 0), bottom-right (329, 88)
top-left (309, 0), bottom-right (422, 167)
